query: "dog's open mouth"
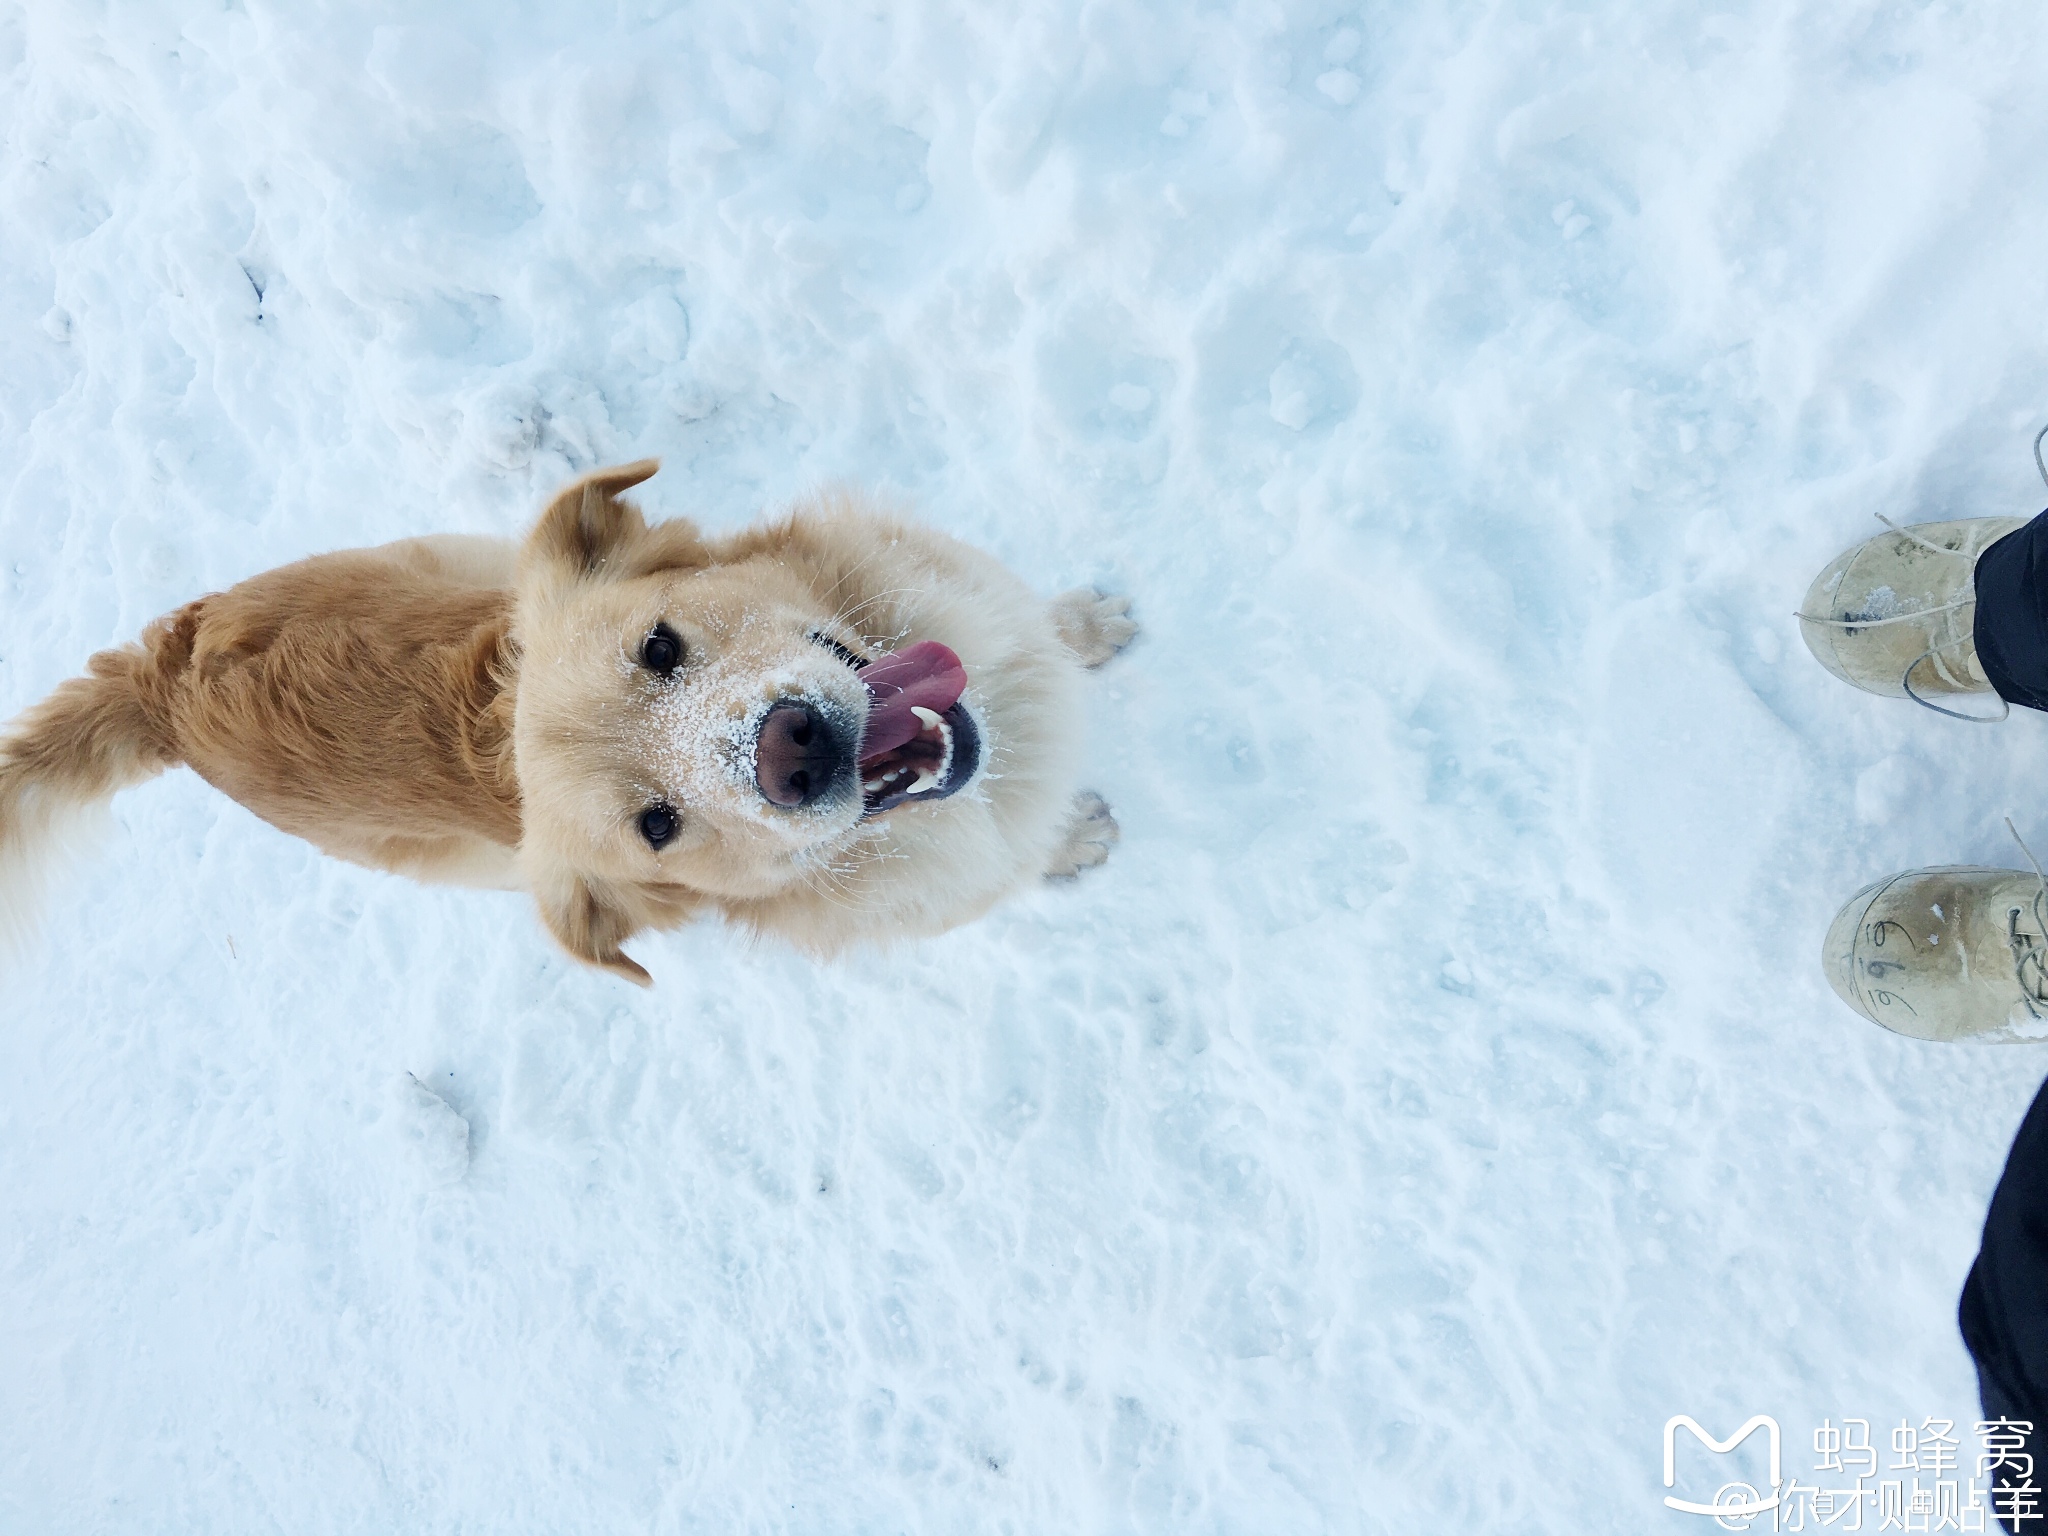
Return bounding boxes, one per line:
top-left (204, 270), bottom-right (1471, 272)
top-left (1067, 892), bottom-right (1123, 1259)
top-left (856, 640), bottom-right (982, 815)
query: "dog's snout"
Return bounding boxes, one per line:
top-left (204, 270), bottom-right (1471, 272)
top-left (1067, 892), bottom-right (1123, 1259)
top-left (754, 702), bottom-right (850, 808)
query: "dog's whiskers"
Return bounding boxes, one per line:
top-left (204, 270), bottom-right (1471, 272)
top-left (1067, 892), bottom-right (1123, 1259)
top-left (826, 585), bottom-right (931, 643)
top-left (789, 845), bottom-right (873, 913)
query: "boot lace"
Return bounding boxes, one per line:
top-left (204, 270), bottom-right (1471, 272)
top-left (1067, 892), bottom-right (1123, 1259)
top-left (2006, 818), bottom-right (2048, 1017)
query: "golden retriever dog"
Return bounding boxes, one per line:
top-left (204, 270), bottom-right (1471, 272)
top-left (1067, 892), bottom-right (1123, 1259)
top-left (0, 463), bottom-right (1135, 983)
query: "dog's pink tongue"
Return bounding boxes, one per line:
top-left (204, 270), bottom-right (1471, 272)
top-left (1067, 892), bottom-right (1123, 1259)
top-left (860, 641), bottom-right (966, 763)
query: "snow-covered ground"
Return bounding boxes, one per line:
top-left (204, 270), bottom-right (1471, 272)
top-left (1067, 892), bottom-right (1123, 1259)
top-left (6, 1), bottom-right (2048, 1530)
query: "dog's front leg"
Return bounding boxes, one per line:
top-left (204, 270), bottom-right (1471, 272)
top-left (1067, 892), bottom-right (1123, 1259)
top-left (1044, 791), bottom-right (1120, 879)
top-left (1049, 588), bottom-right (1138, 668)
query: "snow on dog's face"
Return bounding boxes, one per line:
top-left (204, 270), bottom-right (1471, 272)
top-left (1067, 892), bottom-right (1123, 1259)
top-left (510, 464), bottom-right (1076, 985)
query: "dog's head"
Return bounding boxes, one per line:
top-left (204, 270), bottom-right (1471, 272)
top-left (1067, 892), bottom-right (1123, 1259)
top-left (511, 463), bottom-right (1000, 983)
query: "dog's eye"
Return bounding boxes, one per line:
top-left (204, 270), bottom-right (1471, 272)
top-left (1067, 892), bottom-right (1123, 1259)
top-left (807, 631), bottom-right (867, 669)
top-left (638, 803), bottom-right (679, 849)
top-left (641, 623), bottom-right (683, 676)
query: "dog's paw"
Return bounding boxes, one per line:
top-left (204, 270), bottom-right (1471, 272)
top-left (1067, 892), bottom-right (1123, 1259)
top-left (1044, 791), bottom-right (1120, 879)
top-left (1050, 588), bottom-right (1138, 668)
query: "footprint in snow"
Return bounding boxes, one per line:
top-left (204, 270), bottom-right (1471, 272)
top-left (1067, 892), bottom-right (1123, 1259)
top-left (392, 1073), bottom-right (471, 1187)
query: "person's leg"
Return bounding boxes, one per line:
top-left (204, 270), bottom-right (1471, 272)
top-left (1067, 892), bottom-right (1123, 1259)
top-left (1961, 1075), bottom-right (2048, 1533)
top-left (1972, 511), bottom-right (2048, 714)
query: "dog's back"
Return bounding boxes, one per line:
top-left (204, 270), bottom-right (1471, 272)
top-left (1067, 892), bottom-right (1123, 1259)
top-left (0, 539), bottom-right (526, 948)
top-left (163, 550), bottom-right (523, 882)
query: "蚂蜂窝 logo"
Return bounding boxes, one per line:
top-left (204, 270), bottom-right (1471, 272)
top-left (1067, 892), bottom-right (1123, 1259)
top-left (1665, 1415), bottom-right (1782, 1524)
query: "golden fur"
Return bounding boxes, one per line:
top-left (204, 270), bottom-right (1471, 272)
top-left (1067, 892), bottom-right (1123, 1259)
top-left (0, 463), bottom-right (1133, 984)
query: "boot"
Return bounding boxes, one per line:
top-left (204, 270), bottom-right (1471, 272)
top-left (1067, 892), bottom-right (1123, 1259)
top-left (1823, 866), bottom-right (2048, 1042)
top-left (1799, 518), bottom-right (2027, 713)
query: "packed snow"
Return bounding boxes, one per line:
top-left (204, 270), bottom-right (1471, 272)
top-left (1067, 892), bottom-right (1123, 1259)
top-left (6, 1), bottom-right (2048, 1530)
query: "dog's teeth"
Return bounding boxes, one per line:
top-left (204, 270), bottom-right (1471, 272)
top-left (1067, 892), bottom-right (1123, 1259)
top-left (908, 767), bottom-right (941, 796)
top-left (863, 776), bottom-right (887, 792)
top-left (911, 706), bottom-right (944, 731)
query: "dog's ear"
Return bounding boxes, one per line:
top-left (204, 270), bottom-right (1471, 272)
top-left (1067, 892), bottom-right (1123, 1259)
top-left (531, 870), bottom-right (653, 987)
top-left (520, 460), bottom-right (660, 587)
top-left (519, 460), bottom-right (708, 592)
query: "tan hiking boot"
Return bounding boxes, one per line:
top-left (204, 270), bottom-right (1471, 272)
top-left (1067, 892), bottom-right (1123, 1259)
top-left (1799, 518), bottom-right (2027, 713)
top-left (1823, 867), bottom-right (2048, 1042)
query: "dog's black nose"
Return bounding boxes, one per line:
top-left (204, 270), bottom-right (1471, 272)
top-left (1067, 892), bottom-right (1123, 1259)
top-left (754, 703), bottom-right (849, 808)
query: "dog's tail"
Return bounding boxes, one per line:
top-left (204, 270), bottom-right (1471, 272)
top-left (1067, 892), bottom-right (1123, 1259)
top-left (0, 635), bottom-right (182, 951)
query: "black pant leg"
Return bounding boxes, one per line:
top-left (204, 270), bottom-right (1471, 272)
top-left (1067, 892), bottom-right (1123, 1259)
top-left (1960, 1076), bottom-right (2048, 1533)
top-left (1973, 510), bottom-right (2048, 713)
